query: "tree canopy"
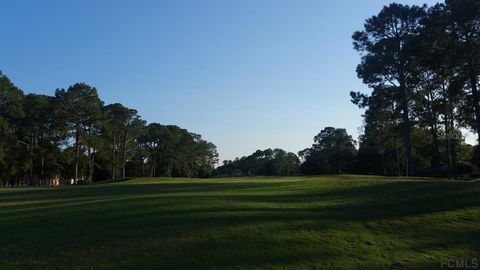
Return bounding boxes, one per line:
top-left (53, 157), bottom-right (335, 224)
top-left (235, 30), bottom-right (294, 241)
top-left (0, 75), bottom-right (218, 186)
top-left (214, 148), bottom-right (300, 177)
top-left (351, 0), bottom-right (479, 177)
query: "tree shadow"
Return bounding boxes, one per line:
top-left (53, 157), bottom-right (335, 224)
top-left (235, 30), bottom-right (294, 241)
top-left (0, 178), bottom-right (479, 269)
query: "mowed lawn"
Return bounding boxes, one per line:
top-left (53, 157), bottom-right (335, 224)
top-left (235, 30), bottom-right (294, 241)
top-left (0, 176), bottom-right (479, 270)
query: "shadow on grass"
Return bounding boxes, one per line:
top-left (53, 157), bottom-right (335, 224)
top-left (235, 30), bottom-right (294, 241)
top-left (0, 178), bottom-right (479, 269)
top-left (2, 180), bottom-right (479, 231)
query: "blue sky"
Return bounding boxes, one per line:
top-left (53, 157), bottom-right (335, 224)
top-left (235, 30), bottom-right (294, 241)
top-left (1, 0), bottom-right (441, 162)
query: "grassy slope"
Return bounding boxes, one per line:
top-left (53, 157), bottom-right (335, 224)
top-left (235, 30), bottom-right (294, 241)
top-left (0, 175), bottom-right (479, 270)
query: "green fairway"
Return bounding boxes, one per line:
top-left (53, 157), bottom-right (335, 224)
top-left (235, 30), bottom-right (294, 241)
top-left (0, 176), bottom-right (479, 270)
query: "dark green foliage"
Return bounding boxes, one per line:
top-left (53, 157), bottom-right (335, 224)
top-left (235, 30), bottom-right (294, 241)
top-left (0, 72), bottom-right (218, 185)
top-left (55, 83), bottom-right (104, 183)
top-left (0, 72), bottom-right (26, 186)
top-left (214, 148), bottom-right (300, 176)
top-left (353, 3), bottom-right (427, 176)
top-left (351, 0), bottom-right (480, 177)
top-left (299, 127), bottom-right (357, 174)
top-left (139, 123), bottom-right (218, 178)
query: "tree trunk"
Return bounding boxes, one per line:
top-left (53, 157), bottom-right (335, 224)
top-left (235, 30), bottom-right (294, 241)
top-left (394, 136), bottom-right (401, 176)
top-left (399, 73), bottom-right (413, 176)
top-left (382, 151), bottom-right (387, 176)
top-left (41, 155), bottom-right (44, 186)
top-left (335, 141), bottom-right (340, 174)
top-left (74, 126), bottom-right (80, 184)
top-left (468, 63), bottom-right (480, 143)
top-left (426, 94), bottom-right (440, 168)
top-left (150, 158), bottom-right (155, 177)
top-left (89, 149), bottom-right (96, 182)
top-left (111, 129), bottom-right (116, 181)
top-left (430, 125), bottom-right (441, 168)
top-left (122, 130), bottom-right (128, 179)
top-left (449, 100), bottom-right (458, 179)
top-left (30, 133), bottom-right (34, 185)
top-left (451, 141), bottom-right (458, 179)
top-left (444, 110), bottom-right (452, 177)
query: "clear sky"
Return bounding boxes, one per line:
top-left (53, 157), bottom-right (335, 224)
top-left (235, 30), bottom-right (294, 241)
top-left (1, 0), bottom-right (441, 162)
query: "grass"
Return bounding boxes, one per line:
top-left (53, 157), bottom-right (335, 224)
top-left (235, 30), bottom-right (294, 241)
top-left (0, 175), bottom-right (479, 270)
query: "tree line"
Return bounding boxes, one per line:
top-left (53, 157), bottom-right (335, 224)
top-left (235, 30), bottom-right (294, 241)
top-left (213, 148), bottom-right (300, 176)
top-left (214, 127), bottom-right (357, 176)
top-left (350, 0), bottom-right (480, 177)
top-left (3, 0), bottom-right (480, 183)
top-left (0, 73), bottom-right (218, 186)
